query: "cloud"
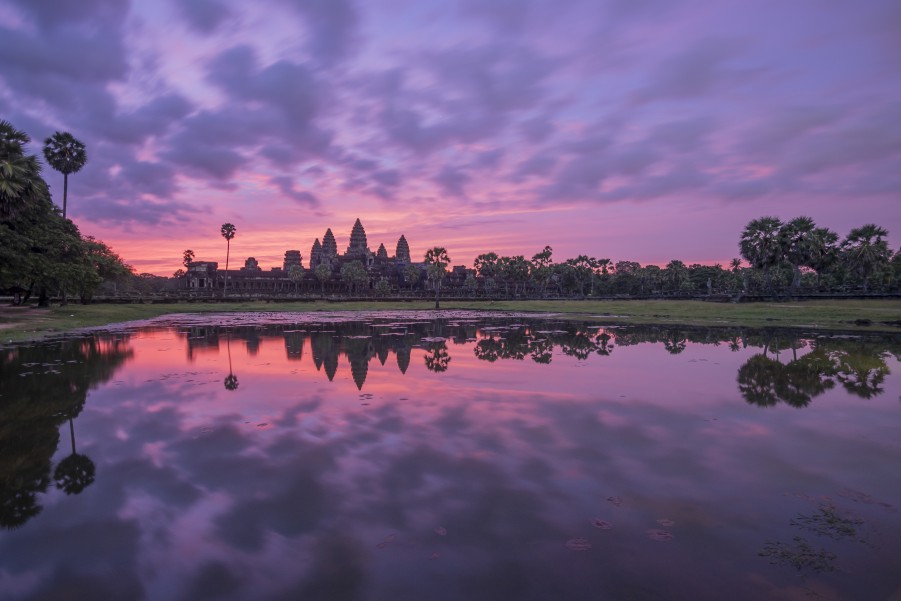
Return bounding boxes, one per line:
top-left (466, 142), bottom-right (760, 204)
top-left (281, 0), bottom-right (360, 64)
top-left (177, 0), bottom-right (233, 34)
top-left (434, 165), bottom-right (471, 197)
top-left (8, 0), bottom-right (129, 30)
top-left (631, 38), bottom-right (752, 104)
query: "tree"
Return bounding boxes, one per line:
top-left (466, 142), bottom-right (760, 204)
top-left (563, 255), bottom-right (598, 297)
top-left (664, 260), bottom-right (688, 292)
top-left (314, 263), bottom-right (331, 296)
top-left (220, 223), bottom-right (236, 295)
top-left (287, 263), bottom-right (304, 294)
top-left (1, 120), bottom-right (48, 222)
top-left (42, 132), bottom-right (87, 219)
top-left (463, 272), bottom-right (478, 296)
top-left (80, 237), bottom-right (132, 301)
top-left (182, 249), bottom-right (195, 268)
top-left (340, 260), bottom-right (369, 295)
top-left (374, 278), bottom-right (392, 297)
top-left (403, 263), bottom-right (420, 291)
top-left (807, 227), bottom-right (839, 290)
top-left (474, 252), bottom-right (499, 278)
top-left (842, 224), bottom-right (891, 293)
top-left (530, 246), bottom-right (554, 296)
top-left (424, 247), bottom-right (450, 309)
top-left (740, 216), bottom-right (784, 295)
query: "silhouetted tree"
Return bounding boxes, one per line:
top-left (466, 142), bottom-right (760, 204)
top-left (220, 223), bottom-right (236, 295)
top-left (43, 131), bottom-right (87, 219)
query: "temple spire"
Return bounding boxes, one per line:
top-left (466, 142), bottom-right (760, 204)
top-left (395, 235), bottom-right (411, 263)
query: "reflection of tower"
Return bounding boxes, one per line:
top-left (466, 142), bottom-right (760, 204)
top-left (310, 330), bottom-right (339, 381)
top-left (396, 343), bottom-right (411, 374)
top-left (324, 352), bottom-right (338, 381)
top-left (245, 329), bottom-right (261, 356)
top-left (377, 342), bottom-right (389, 366)
top-left (344, 337), bottom-right (375, 391)
top-left (284, 331), bottom-right (304, 361)
top-left (186, 326), bottom-right (220, 361)
top-left (349, 356), bottom-right (368, 390)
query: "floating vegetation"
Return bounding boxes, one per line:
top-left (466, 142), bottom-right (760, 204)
top-left (646, 529), bottom-right (673, 541)
top-left (565, 538), bottom-right (592, 551)
top-left (759, 537), bottom-right (837, 573)
top-left (591, 519), bottom-right (612, 529)
top-left (657, 518), bottom-right (675, 527)
top-left (429, 552), bottom-right (441, 560)
top-left (434, 526), bottom-right (447, 536)
top-left (790, 504), bottom-right (864, 542)
top-left (607, 496), bottom-right (623, 506)
top-left (837, 488), bottom-right (897, 513)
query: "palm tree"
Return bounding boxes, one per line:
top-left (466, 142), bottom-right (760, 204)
top-left (424, 247), bottom-right (450, 309)
top-left (739, 216), bottom-right (784, 296)
top-left (43, 131), bottom-right (87, 219)
top-left (842, 224), bottom-right (891, 293)
top-left (779, 216), bottom-right (816, 295)
top-left (220, 223), bottom-right (236, 295)
top-left (807, 227), bottom-right (839, 290)
top-left (1, 120), bottom-right (48, 221)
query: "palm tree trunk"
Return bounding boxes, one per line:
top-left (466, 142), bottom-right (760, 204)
top-left (224, 240), bottom-right (230, 297)
top-left (62, 173), bottom-right (68, 219)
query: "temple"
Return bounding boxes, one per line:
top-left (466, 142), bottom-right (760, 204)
top-left (186, 219), bottom-right (424, 294)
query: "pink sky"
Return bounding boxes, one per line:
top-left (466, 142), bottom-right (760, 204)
top-left (1, 0), bottom-right (899, 275)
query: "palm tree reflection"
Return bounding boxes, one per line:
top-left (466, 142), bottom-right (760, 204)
top-left (224, 333), bottom-right (239, 391)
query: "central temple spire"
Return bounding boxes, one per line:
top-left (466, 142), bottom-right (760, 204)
top-left (347, 218), bottom-right (369, 257)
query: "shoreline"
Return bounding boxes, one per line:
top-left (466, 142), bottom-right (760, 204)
top-left (2, 299), bottom-right (900, 344)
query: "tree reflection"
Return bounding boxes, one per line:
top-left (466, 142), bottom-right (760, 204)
top-left (223, 333), bottom-right (239, 391)
top-left (737, 335), bottom-right (895, 407)
top-left (424, 344), bottom-right (451, 373)
top-left (1, 335), bottom-right (132, 528)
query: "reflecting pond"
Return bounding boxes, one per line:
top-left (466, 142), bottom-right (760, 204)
top-left (2, 312), bottom-right (900, 601)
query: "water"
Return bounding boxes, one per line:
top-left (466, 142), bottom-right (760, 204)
top-left (1, 312), bottom-right (900, 601)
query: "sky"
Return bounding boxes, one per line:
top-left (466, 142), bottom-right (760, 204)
top-left (1, 0), bottom-right (899, 275)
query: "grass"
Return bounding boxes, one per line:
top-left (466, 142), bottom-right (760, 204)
top-left (1, 298), bottom-right (899, 343)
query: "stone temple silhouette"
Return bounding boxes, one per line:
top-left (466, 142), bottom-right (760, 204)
top-left (185, 219), bottom-right (423, 294)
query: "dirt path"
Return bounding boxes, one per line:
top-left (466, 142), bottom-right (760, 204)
top-left (0, 306), bottom-right (54, 331)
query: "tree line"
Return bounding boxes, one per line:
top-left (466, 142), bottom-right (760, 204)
top-left (180, 216), bottom-right (898, 303)
top-left (0, 121), bottom-right (142, 305)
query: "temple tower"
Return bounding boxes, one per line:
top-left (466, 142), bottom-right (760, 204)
top-left (283, 250), bottom-right (302, 271)
top-left (377, 243), bottom-right (388, 261)
top-left (395, 235), bottom-right (411, 263)
top-left (322, 229), bottom-right (338, 259)
top-left (346, 218), bottom-right (369, 257)
top-left (310, 239), bottom-right (322, 266)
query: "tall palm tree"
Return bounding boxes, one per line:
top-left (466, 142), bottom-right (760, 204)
top-left (779, 216), bottom-right (816, 295)
top-left (807, 227), bottom-right (839, 290)
top-left (424, 247), bottom-right (450, 309)
top-left (842, 224), bottom-right (891, 293)
top-left (43, 131), bottom-right (87, 219)
top-left (220, 223), bottom-right (236, 295)
top-left (739, 216), bottom-right (784, 296)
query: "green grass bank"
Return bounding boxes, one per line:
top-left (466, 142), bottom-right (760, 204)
top-left (1, 299), bottom-right (900, 343)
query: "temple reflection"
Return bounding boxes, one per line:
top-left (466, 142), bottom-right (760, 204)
top-left (174, 319), bottom-right (899, 397)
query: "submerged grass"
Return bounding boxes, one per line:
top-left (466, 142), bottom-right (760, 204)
top-left (1, 298), bottom-right (899, 343)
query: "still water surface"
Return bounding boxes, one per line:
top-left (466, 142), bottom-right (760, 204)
top-left (2, 312), bottom-right (900, 600)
